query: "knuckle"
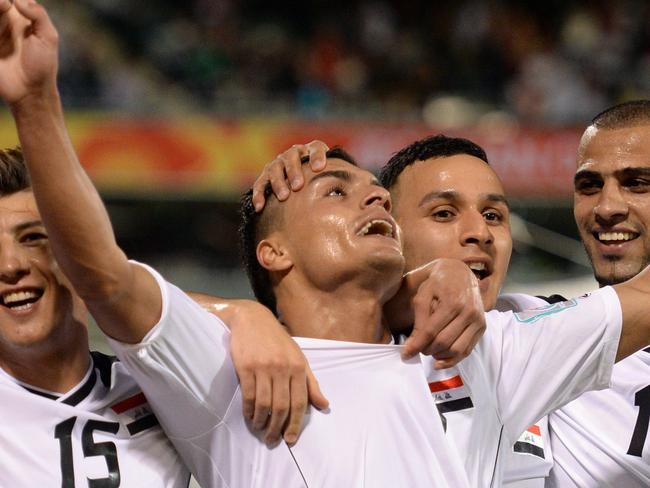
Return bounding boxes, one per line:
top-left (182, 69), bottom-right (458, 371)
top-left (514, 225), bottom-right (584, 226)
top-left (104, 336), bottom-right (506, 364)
top-left (293, 399), bottom-right (307, 412)
top-left (267, 358), bottom-right (286, 373)
top-left (418, 326), bottom-right (435, 339)
top-left (242, 389), bottom-right (255, 402)
top-left (412, 294), bottom-right (428, 308)
top-left (239, 364), bottom-right (256, 377)
top-left (448, 344), bottom-right (464, 357)
top-left (256, 400), bottom-right (272, 412)
top-left (275, 401), bottom-right (290, 414)
top-left (288, 361), bottom-right (306, 375)
top-left (434, 337), bottom-right (452, 352)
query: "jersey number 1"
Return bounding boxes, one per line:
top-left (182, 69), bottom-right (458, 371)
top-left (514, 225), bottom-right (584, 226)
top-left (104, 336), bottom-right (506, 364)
top-left (627, 385), bottom-right (650, 457)
top-left (54, 416), bottom-right (121, 487)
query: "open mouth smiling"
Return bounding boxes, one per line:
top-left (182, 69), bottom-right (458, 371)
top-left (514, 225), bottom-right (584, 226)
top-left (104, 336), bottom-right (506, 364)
top-left (357, 219), bottom-right (396, 239)
top-left (594, 231), bottom-right (639, 245)
top-left (1, 288), bottom-right (44, 312)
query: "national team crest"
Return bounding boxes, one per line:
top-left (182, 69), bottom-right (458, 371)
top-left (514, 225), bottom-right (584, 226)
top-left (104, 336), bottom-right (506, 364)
top-left (514, 299), bottom-right (578, 324)
top-left (110, 392), bottom-right (159, 435)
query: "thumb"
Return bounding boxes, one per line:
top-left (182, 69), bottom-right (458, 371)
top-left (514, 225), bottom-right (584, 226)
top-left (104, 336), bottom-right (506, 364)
top-left (14, 0), bottom-right (57, 43)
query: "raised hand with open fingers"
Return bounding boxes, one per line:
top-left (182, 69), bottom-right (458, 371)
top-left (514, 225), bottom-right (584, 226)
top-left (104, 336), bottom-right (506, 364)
top-left (0, 0), bottom-right (59, 106)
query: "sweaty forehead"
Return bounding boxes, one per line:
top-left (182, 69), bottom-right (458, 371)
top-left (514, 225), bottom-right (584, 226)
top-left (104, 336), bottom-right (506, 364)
top-left (578, 125), bottom-right (650, 172)
top-left (392, 155), bottom-right (503, 201)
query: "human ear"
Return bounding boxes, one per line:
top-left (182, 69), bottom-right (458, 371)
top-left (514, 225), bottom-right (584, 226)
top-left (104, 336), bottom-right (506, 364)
top-left (257, 237), bottom-right (293, 272)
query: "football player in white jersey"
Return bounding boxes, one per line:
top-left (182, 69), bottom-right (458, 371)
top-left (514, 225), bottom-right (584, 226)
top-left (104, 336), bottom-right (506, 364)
top-left (0, 151), bottom-right (191, 488)
top-left (253, 136), bottom-right (553, 487)
top-left (545, 100), bottom-right (650, 487)
top-left (0, 2), bottom-right (488, 487)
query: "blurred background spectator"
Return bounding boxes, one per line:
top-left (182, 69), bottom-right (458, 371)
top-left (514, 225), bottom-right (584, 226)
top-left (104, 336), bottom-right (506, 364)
top-left (47, 0), bottom-right (650, 123)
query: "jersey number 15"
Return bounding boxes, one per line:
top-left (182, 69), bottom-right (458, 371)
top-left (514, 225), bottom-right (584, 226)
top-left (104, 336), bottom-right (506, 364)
top-left (54, 416), bottom-right (121, 488)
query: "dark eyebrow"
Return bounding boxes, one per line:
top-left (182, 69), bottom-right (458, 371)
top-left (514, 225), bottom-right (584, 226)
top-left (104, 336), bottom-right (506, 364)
top-left (307, 170), bottom-right (352, 186)
top-left (618, 167), bottom-right (650, 179)
top-left (418, 190), bottom-right (509, 209)
top-left (574, 170), bottom-right (601, 186)
top-left (485, 193), bottom-right (510, 209)
top-left (418, 190), bottom-right (458, 208)
top-left (574, 167), bottom-right (650, 187)
top-left (14, 220), bottom-right (44, 233)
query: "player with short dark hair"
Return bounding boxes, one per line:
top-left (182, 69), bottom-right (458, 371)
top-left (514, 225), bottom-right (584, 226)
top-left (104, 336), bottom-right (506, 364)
top-left (547, 100), bottom-right (650, 487)
top-left (240, 147), bottom-right (358, 314)
top-left (378, 134), bottom-right (489, 189)
top-left (0, 146), bottom-right (191, 487)
top-left (0, 147), bottom-right (31, 191)
top-left (379, 134), bottom-right (552, 487)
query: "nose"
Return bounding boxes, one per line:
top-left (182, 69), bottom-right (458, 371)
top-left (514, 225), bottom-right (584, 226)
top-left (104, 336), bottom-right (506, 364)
top-left (460, 211), bottom-right (493, 247)
top-left (0, 242), bottom-right (29, 284)
top-left (362, 185), bottom-right (392, 213)
top-left (593, 181), bottom-right (628, 226)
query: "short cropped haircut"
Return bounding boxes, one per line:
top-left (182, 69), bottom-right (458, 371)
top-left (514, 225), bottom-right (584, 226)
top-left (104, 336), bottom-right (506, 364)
top-left (0, 147), bottom-right (31, 195)
top-left (379, 134), bottom-right (488, 190)
top-left (239, 147), bottom-right (358, 314)
top-left (591, 100), bottom-right (650, 130)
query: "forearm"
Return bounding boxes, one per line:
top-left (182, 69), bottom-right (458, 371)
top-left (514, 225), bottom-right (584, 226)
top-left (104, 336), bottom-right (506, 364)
top-left (613, 265), bottom-right (650, 360)
top-left (11, 86), bottom-right (159, 343)
top-left (12, 87), bottom-right (128, 298)
top-left (188, 292), bottom-right (283, 332)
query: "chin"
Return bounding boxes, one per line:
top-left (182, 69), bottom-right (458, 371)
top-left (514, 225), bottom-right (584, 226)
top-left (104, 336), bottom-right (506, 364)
top-left (366, 254), bottom-right (404, 294)
top-left (592, 259), bottom-right (647, 287)
top-left (369, 252), bottom-right (404, 274)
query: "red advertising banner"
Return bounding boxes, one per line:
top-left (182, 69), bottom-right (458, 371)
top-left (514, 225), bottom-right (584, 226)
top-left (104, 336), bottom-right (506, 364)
top-left (0, 113), bottom-right (582, 199)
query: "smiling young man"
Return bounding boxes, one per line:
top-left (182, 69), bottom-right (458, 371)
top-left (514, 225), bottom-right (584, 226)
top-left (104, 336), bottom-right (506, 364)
top-left (0, 148), bottom-right (191, 487)
top-left (547, 101), bottom-right (650, 487)
top-left (378, 136), bottom-right (555, 487)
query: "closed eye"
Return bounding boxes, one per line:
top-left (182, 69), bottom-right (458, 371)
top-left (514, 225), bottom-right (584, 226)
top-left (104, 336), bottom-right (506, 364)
top-left (21, 232), bottom-right (48, 245)
top-left (574, 178), bottom-right (602, 194)
top-left (623, 177), bottom-right (650, 192)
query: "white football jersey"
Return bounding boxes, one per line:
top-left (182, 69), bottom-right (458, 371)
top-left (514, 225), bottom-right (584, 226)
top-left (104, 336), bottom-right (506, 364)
top-left (0, 352), bottom-right (190, 488)
top-left (496, 293), bottom-right (555, 488)
top-left (109, 264), bottom-right (471, 488)
top-left (548, 347), bottom-right (650, 487)
top-left (421, 288), bottom-right (621, 488)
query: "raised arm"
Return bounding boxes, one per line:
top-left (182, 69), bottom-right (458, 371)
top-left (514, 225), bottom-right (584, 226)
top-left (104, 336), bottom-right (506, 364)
top-left (0, 1), bottom-right (327, 445)
top-left (0, 0), bottom-right (158, 343)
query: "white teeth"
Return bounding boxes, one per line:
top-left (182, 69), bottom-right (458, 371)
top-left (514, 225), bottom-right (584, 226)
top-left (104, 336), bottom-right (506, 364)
top-left (3, 290), bottom-right (38, 305)
top-left (598, 232), bottom-right (635, 242)
top-left (358, 220), bottom-right (393, 237)
top-left (467, 262), bottom-right (486, 271)
top-left (11, 303), bottom-right (32, 311)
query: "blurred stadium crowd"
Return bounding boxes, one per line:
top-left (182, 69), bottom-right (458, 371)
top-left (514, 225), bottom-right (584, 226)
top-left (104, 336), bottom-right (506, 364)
top-left (50, 0), bottom-right (650, 123)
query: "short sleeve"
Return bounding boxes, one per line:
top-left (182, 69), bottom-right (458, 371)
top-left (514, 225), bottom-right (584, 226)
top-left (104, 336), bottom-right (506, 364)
top-left (461, 287), bottom-right (622, 444)
top-left (107, 262), bottom-right (240, 440)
